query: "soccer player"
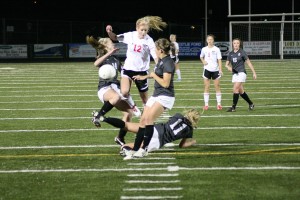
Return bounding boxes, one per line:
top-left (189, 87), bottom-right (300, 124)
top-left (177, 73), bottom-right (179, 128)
top-left (200, 34), bottom-right (223, 111)
top-left (105, 16), bottom-right (167, 110)
top-left (122, 38), bottom-right (175, 160)
top-left (225, 38), bottom-right (257, 112)
top-left (169, 34), bottom-right (181, 81)
top-left (100, 109), bottom-right (200, 156)
top-left (86, 36), bottom-right (138, 145)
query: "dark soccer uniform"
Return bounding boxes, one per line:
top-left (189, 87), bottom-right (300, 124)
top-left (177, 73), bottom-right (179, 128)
top-left (227, 49), bottom-right (249, 74)
top-left (154, 113), bottom-right (193, 148)
top-left (152, 55), bottom-right (175, 97)
top-left (98, 55), bottom-right (122, 90)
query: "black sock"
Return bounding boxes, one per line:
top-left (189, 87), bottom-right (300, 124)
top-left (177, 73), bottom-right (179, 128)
top-left (232, 93), bottom-right (239, 108)
top-left (240, 92), bottom-right (253, 105)
top-left (118, 128), bottom-right (127, 139)
top-left (142, 125), bottom-right (154, 149)
top-left (96, 101), bottom-right (114, 118)
top-left (103, 117), bottom-right (125, 129)
top-left (133, 128), bottom-right (145, 151)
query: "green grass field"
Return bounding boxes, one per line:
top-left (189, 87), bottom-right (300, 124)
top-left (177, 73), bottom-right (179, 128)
top-left (0, 60), bottom-right (299, 200)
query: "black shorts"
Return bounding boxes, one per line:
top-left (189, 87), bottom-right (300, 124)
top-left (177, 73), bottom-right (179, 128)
top-left (202, 69), bottom-right (221, 80)
top-left (122, 69), bottom-right (149, 92)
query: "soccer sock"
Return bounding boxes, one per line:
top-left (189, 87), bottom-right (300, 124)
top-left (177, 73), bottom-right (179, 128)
top-left (204, 93), bottom-right (209, 106)
top-left (96, 101), bottom-right (114, 118)
top-left (240, 92), bottom-right (253, 105)
top-left (232, 93), bottom-right (239, 108)
top-left (142, 125), bottom-right (154, 150)
top-left (125, 94), bottom-right (135, 108)
top-left (216, 93), bottom-right (222, 105)
top-left (103, 117), bottom-right (125, 129)
top-left (176, 69), bottom-right (181, 79)
top-left (133, 127), bottom-right (145, 151)
top-left (118, 128), bottom-right (127, 139)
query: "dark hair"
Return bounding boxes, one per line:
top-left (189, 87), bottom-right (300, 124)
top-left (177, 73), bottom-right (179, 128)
top-left (206, 34), bottom-right (215, 40)
top-left (232, 38), bottom-right (243, 49)
top-left (155, 38), bottom-right (171, 54)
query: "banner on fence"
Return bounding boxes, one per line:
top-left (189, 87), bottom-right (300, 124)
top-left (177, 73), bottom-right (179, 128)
top-left (34, 44), bottom-right (63, 58)
top-left (0, 45), bottom-right (27, 59)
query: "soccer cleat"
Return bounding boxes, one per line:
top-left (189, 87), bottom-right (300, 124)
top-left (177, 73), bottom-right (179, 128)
top-left (132, 105), bottom-right (141, 117)
top-left (203, 105), bottom-right (209, 111)
top-left (217, 105), bottom-right (223, 110)
top-left (123, 150), bottom-right (136, 160)
top-left (133, 148), bottom-right (148, 158)
top-left (249, 104), bottom-right (255, 111)
top-left (114, 136), bottom-right (125, 146)
top-left (119, 145), bottom-right (132, 157)
top-left (226, 107), bottom-right (236, 112)
top-left (91, 117), bottom-right (101, 127)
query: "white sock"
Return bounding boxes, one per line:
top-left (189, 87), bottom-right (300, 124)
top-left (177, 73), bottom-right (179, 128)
top-left (216, 93), bottom-right (221, 105)
top-left (204, 93), bottom-right (209, 106)
top-left (176, 69), bottom-right (181, 80)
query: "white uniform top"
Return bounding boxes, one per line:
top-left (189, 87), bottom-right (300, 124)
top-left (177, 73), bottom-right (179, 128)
top-left (117, 31), bottom-right (157, 72)
top-left (173, 41), bottom-right (179, 56)
top-left (200, 46), bottom-right (222, 72)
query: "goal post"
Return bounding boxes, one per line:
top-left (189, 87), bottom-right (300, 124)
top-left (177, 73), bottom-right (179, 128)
top-left (229, 20), bottom-right (300, 59)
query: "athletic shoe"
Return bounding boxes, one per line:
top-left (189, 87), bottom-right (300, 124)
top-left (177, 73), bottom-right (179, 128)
top-left (203, 105), bottom-right (209, 110)
top-left (91, 117), bottom-right (101, 127)
top-left (249, 104), bottom-right (255, 111)
top-left (123, 150), bottom-right (136, 160)
top-left (119, 145), bottom-right (132, 157)
top-left (226, 107), bottom-right (236, 112)
top-left (114, 136), bottom-right (125, 146)
top-left (217, 105), bottom-right (223, 110)
top-left (132, 105), bottom-right (141, 117)
top-left (133, 148), bottom-right (148, 158)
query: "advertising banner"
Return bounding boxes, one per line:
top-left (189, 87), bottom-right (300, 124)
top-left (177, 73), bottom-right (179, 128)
top-left (0, 45), bottom-right (27, 59)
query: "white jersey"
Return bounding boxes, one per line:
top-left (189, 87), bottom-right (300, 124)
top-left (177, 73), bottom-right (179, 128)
top-left (173, 41), bottom-right (179, 56)
top-left (117, 31), bottom-right (157, 72)
top-left (200, 46), bottom-right (222, 72)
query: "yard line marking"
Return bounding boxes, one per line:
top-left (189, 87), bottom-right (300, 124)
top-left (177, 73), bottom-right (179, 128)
top-left (127, 163), bottom-right (176, 166)
top-left (120, 195), bottom-right (183, 199)
top-left (123, 187), bottom-right (183, 191)
top-left (127, 174), bottom-right (179, 177)
top-left (0, 166), bottom-right (299, 174)
top-left (0, 145), bottom-right (119, 149)
top-left (0, 126), bottom-right (299, 133)
top-left (194, 143), bottom-right (300, 146)
top-left (125, 180), bottom-right (180, 183)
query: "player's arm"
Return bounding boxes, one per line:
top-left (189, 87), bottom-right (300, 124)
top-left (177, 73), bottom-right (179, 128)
top-left (106, 25), bottom-right (118, 42)
top-left (178, 138), bottom-right (196, 148)
top-left (245, 59), bottom-right (257, 80)
top-left (225, 60), bottom-right (232, 72)
top-left (94, 48), bottom-right (118, 67)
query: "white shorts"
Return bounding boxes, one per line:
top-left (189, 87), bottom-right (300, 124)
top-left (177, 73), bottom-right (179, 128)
top-left (232, 72), bottom-right (247, 83)
top-left (146, 95), bottom-right (175, 110)
top-left (147, 127), bottom-right (160, 152)
top-left (97, 83), bottom-right (122, 103)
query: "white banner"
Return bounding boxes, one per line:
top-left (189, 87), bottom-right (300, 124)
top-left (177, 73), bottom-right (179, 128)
top-left (0, 45), bottom-right (27, 59)
top-left (282, 41), bottom-right (300, 55)
top-left (243, 41), bottom-right (272, 55)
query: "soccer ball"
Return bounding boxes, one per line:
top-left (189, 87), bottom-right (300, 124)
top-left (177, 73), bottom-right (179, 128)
top-left (98, 64), bottom-right (116, 80)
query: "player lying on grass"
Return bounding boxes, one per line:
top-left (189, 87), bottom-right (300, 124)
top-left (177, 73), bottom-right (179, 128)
top-left (99, 109), bottom-right (200, 159)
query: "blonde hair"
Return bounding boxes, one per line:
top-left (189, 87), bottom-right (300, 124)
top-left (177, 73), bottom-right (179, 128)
top-left (86, 36), bottom-right (112, 57)
top-left (183, 109), bottom-right (200, 128)
top-left (136, 16), bottom-right (167, 32)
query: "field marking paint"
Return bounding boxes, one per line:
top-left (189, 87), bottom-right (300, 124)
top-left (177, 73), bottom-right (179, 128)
top-left (0, 126), bottom-right (299, 133)
top-left (127, 163), bottom-right (176, 166)
top-left (120, 195), bottom-right (183, 199)
top-left (123, 187), bottom-right (183, 191)
top-left (127, 173), bottom-right (179, 177)
top-left (0, 166), bottom-right (299, 174)
top-left (125, 180), bottom-right (180, 183)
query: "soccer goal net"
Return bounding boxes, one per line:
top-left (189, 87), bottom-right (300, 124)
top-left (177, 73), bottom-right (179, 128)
top-left (229, 20), bottom-right (300, 59)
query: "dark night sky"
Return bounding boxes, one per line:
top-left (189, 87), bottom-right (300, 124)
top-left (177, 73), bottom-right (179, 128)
top-left (1, 0), bottom-right (299, 23)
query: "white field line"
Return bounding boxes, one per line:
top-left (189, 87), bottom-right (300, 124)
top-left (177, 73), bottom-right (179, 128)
top-left (125, 180), bottom-right (180, 183)
top-left (0, 126), bottom-right (299, 133)
top-left (1, 114), bottom-right (300, 120)
top-left (127, 173), bottom-right (179, 177)
top-left (123, 187), bottom-right (183, 191)
top-left (0, 166), bottom-right (300, 174)
top-left (120, 195), bottom-right (183, 199)
top-left (0, 104), bottom-right (300, 111)
top-left (127, 163), bottom-right (176, 166)
top-left (0, 143), bottom-right (298, 150)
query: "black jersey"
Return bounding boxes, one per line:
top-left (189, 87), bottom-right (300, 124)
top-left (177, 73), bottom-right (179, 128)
top-left (98, 55), bottom-right (122, 90)
top-left (227, 49), bottom-right (249, 74)
top-left (152, 55), bottom-right (175, 97)
top-left (155, 113), bottom-right (193, 147)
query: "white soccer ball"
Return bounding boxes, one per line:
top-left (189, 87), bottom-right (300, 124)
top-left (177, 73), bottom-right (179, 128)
top-left (98, 64), bottom-right (116, 80)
